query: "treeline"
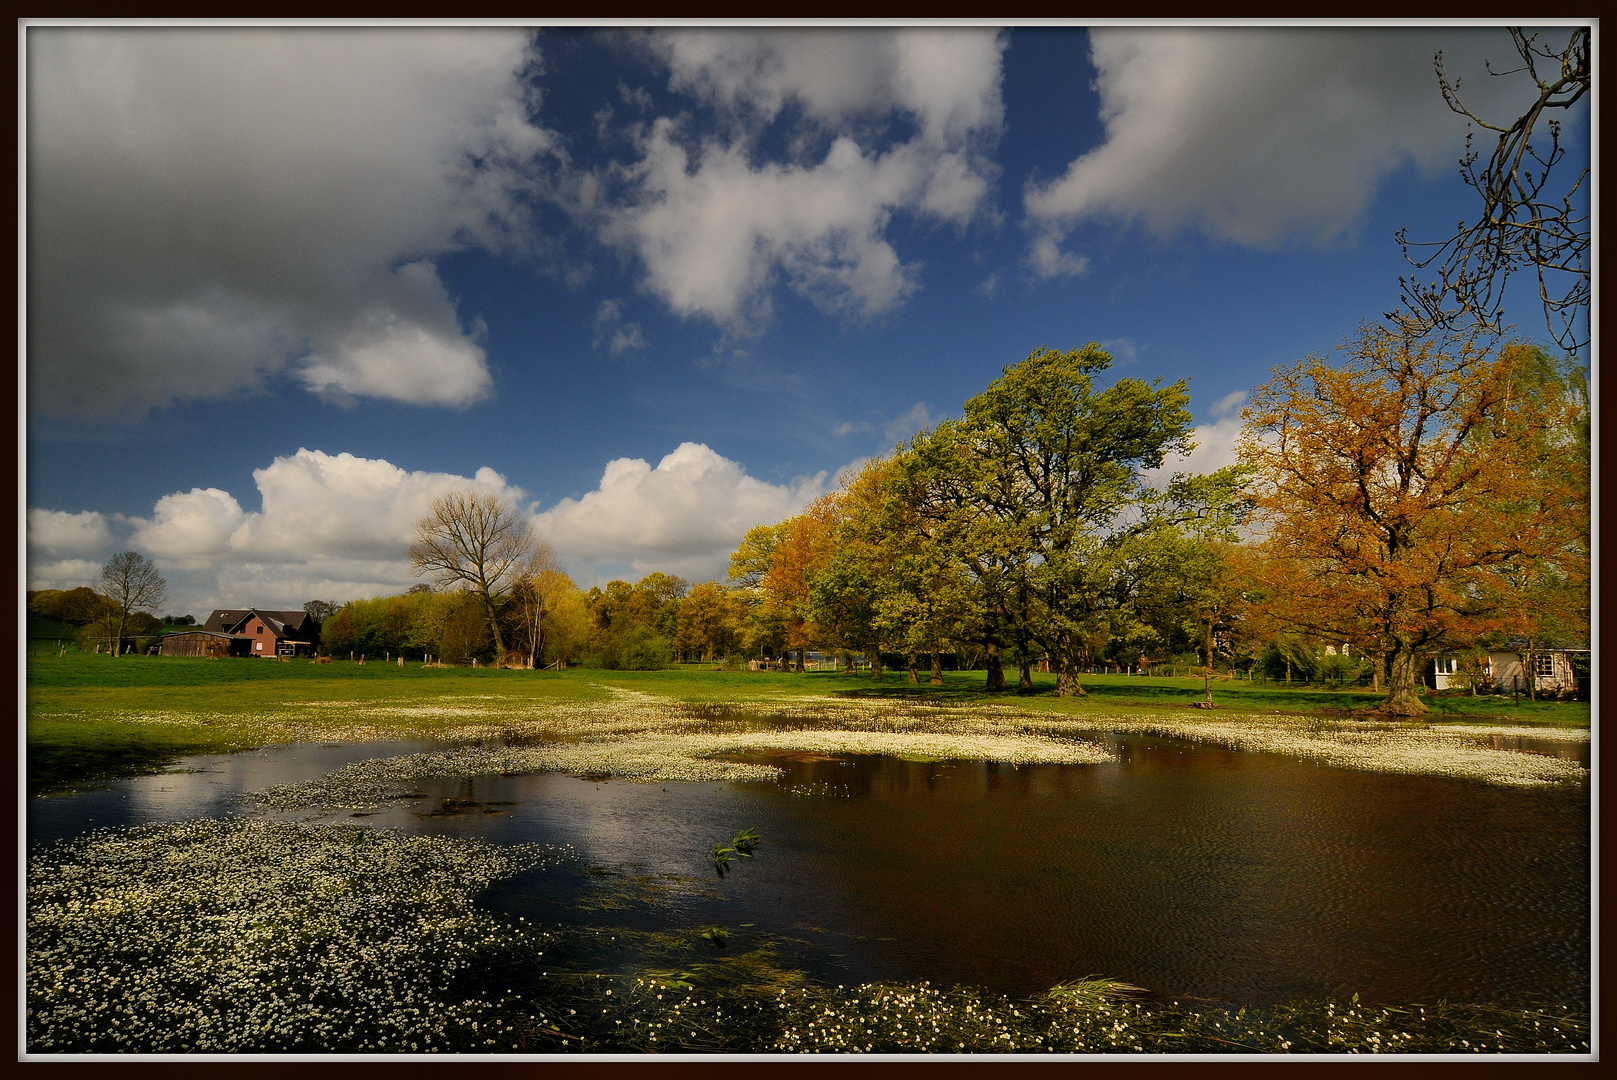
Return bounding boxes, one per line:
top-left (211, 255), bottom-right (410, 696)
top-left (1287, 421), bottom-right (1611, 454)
top-left (729, 332), bottom-right (1589, 710)
top-left (27, 587), bottom-right (167, 653)
top-left (319, 571), bottom-right (769, 670)
top-left (317, 327), bottom-right (1588, 713)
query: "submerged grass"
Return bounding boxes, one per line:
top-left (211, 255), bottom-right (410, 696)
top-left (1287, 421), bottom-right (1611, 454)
top-left (26, 818), bottom-right (1589, 1056)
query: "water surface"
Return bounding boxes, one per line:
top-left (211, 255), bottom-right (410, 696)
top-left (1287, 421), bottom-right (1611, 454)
top-left (28, 728), bottom-right (1589, 1009)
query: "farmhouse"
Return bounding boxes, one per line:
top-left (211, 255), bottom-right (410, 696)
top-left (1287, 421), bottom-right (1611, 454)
top-left (1430, 641), bottom-right (1586, 695)
top-left (158, 609), bottom-right (320, 658)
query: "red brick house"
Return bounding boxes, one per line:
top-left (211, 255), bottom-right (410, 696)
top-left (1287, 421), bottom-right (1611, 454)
top-left (195, 609), bottom-right (320, 657)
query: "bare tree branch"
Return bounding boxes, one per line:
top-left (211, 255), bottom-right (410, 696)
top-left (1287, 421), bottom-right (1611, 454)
top-left (100, 551), bottom-right (167, 657)
top-left (409, 492), bottom-right (534, 663)
top-left (1394, 27), bottom-right (1590, 353)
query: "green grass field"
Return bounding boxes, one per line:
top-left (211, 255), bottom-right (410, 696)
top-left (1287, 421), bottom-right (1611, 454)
top-left (25, 653), bottom-right (1589, 794)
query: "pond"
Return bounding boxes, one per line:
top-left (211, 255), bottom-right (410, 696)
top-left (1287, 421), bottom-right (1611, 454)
top-left (28, 724), bottom-right (1589, 1012)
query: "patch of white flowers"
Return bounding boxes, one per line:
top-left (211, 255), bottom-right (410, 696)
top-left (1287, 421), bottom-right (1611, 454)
top-left (253, 728), bottom-right (1113, 811)
top-left (1013, 714), bottom-right (1588, 787)
top-left (27, 818), bottom-right (574, 1052)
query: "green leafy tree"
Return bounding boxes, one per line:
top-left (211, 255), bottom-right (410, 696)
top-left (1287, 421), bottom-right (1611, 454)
top-left (904, 345), bottom-right (1196, 696)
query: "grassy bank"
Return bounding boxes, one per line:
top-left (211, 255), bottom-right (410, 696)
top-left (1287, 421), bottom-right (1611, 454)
top-left (26, 654), bottom-right (1589, 794)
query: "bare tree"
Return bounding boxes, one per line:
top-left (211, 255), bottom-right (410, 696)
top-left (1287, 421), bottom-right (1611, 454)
top-left (1396, 27), bottom-right (1590, 352)
top-left (409, 492), bottom-right (534, 662)
top-left (100, 551), bottom-right (167, 657)
top-left (509, 539), bottom-right (562, 668)
top-left (302, 599), bottom-right (340, 623)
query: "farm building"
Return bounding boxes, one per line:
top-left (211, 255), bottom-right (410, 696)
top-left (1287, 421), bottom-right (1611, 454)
top-left (157, 608), bottom-right (321, 658)
top-left (155, 630), bottom-right (245, 658)
top-left (1430, 642), bottom-right (1586, 695)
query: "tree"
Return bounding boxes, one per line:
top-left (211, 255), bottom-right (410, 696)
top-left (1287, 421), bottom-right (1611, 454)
top-left (1397, 27), bottom-right (1590, 353)
top-left (506, 540), bottom-right (562, 668)
top-left (99, 552), bottom-right (167, 657)
top-left (409, 492), bottom-right (535, 663)
top-left (1238, 323), bottom-right (1585, 715)
top-left (905, 345), bottom-right (1197, 696)
top-left (676, 581), bottom-right (741, 663)
top-left (760, 497), bottom-right (839, 672)
top-left (302, 599), bottom-right (340, 623)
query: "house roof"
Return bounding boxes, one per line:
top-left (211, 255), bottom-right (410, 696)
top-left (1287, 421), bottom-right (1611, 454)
top-left (201, 609), bottom-right (315, 638)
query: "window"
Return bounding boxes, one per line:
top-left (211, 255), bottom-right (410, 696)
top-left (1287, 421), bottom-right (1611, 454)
top-left (256, 625), bottom-right (263, 634)
top-left (1534, 655), bottom-right (1555, 678)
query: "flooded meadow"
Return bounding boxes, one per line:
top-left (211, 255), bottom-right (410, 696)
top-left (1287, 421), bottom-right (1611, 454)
top-left (26, 690), bottom-right (1593, 1055)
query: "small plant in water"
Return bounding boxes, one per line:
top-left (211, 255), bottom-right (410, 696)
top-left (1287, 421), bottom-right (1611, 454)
top-left (710, 844), bottom-right (735, 875)
top-left (710, 828), bottom-right (761, 875)
top-left (701, 925), bottom-right (729, 947)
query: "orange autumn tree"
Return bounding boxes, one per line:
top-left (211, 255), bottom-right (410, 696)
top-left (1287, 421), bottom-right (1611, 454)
top-left (760, 493), bottom-right (841, 672)
top-left (1238, 322), bottom-right (1585, 715)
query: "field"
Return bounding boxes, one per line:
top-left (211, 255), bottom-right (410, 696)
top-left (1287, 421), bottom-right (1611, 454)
top-left (26, 653), bottom-right (1589, 795)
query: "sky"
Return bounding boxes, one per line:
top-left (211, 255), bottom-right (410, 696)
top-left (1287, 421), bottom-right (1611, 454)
top-left (23, 23), bottom-right (1591, 617)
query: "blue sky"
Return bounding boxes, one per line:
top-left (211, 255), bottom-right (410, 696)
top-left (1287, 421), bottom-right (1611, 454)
top-left (24, 24), bottom-right (1589, 615)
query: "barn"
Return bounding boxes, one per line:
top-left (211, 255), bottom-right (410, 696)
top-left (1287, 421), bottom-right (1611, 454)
top-left (156, 630), bottom-right (246, 658)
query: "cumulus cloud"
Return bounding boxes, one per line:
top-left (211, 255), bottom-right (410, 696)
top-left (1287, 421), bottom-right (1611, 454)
top-left (28, 444), bottom-right (831, 610)
top-left (26, 509), bottom-right (119, 593)
top-left (1025, 28), bottom-right (1532, 253)
top-left (534, 442), bottom-right (829, 582)
top-left (598, 29), bottom-right (1005, 328)
top-left (27, 28), bottom-right (555, 417)
top-left (25, 449), bottom-right (523, 611)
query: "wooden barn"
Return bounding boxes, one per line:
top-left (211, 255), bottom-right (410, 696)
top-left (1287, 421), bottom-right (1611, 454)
top-left (156, 630), bottom-right (246, 658)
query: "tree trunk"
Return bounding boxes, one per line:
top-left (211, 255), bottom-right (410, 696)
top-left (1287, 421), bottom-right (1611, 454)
top-left (482, 592), bottom-right (506, 664)
top-left (1055, 652), bottom-right (1086, 696)
top-left (985, 643), bottom-right (1005, 692)
top-left (795, 648), bottom-right (805, 673)
top-left (907, 653), bottom-right (919, 685)
top-left (1382, 643), bottom-right (1428, 715)
top-left (1202, 617), bottom-right (1215, 708)
top-left (1371, 652), bottom-right (1384, 692)
top-left (1018, 655), bottom-right (1033, 692)
top-left (930, 652), bottom-right (944, 685)
top-left (869, 649), bottom-right (883, 681)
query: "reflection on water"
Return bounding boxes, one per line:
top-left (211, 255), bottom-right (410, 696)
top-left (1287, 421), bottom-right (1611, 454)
top-left (28, 729), bottom-right (1589, 1009)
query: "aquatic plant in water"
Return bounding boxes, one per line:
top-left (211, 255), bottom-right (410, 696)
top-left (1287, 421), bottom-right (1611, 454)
top-left (26, 817), bottom-right (1589, 1055)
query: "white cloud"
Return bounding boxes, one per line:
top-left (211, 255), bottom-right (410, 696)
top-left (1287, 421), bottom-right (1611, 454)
top-left (26, 508), bottom-right (113, 558)
top-left (29, 449), bottom-right (524, 611)
top-left (534, 442), bottom-right (829, 582)
top-left (1143, 415), bottom-right (1246, 487)
top-left (831, 402), bottom-right (939, 445)
top-left (28, 444), bottom-right (832, 611)
top-left (1100, 337), bottom-right (1139, 364)
top-left (598, 29), bottom-right (1005, 328)
top-left (1028, 235), bottom-right (1089, 279)
top-left (882, 402), bottom-right (939, 444)
top-left (592, 299), bottom-right (647, 357)
top-left (1025, 28), bottom-right (1533, 253)
top-left (27, 29), bottom-right (555, 417)
top-left (1210, 389), bottom-right (1247, 419)
top-left (26, 509), bottom-right (118, 593)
